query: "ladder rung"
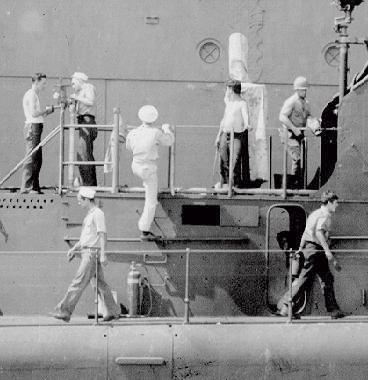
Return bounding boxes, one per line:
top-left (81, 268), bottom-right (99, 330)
top-left (62, 161), bottom-right (112, 166)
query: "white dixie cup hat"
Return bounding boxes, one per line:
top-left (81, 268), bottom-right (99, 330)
top-left (78, 186), bottom-right (96, 199)
top-left (138, 105), bottom-right (158, 124)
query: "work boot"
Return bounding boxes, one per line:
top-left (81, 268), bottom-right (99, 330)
top-left (330, 309), bottom-right (345, 319)
top-left (102, 314), bottom-right (120, 322)
top-left (140, 231), bottom-right (158, 241)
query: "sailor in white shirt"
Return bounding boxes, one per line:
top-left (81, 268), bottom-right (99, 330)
top-left (53, 187), bottom-right (120, 322)
top-left (21, 73), bottom-right (54, 194)
top-left (126, 105), bottom-right (174, 240)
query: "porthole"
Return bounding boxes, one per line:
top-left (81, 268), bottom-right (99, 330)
top-left (198, 39), bottom-right (221, 64)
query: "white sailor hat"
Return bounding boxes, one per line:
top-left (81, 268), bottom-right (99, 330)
top-left (78, 187), bottom-right (95, 199)
top-left (138, 105), bottom-right (158, 124)
top-left (72, 72), bottom-right (88, 82)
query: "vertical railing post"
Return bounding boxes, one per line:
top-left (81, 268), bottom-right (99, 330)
top-left (303, 137), bottom-right (308, 189)
top-left (95, 249), bottom-right (99, 325)
top-left (67, 108), bottom-right (76, 189)
top-left (58, 106), bottom-right (65, 195)
top-left (111, 108), bottom-right (120, 194)
top-left (287, 249), bottom-right (294, 324)
top-left (268, 135), bottom-right (272, 189)
top-left (282, 127), bottom-right (288, 199)
top-left (183, 248), bottom-right (191, 324)
top-left (228, 130), bottom-right (234, 198)
top-left (169, 126), bottom-right (176, 196)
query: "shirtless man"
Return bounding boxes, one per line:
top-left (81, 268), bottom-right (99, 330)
top-left (279, 76), bottom-right (311, 188)
top-left (215, 79), bottom-right (251, 188)
top-left (21, 73), bottom-right (54, 194)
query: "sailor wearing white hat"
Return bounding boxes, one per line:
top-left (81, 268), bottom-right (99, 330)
top-left (126, 105), bottom-right (174, 240)
top-left (52, 187), bottom-right (120, 322)
top-left (70, 72), bottom-right (98, 186)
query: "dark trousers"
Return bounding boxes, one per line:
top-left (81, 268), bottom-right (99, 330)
top-left (77, 115), bottom-right (97, 186)
top-left (279, 242), bottom-right (340, 313)
top-left (219, 132), bottom-right (242, 186)
top-left (21, 123), bottom-right (43, 192)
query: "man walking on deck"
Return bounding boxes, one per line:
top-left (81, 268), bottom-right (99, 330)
top-left (70, 72), bottom-right (98, 186)
top-left (215, 79), bottom-right (251, 188)
top-left (126, 105), bottom-right (174, 241)
top-left (277, 190), bottom-right (345, 319)
top-left (21, 73), bottom-right (54, 194)
top-left (279, 76), bottom-right (311, 188)
top-left (52, 187), bottom-right (120, 322)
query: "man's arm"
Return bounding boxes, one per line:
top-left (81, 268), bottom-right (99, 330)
top-left (0, 220), bottom-right (8, 243)
top-left (316, 230), bottom-right (333, 259)
top-left (29, 94), bottom-right (50, 118)
top-left (316, 229), bottom-right (341, 271)
top-left (298, 232), bottom-right (307, 252)
top-left (158, 125), bottom-right (175, 146)
top-left (67, 239), bottom-right (81, 261)
top-left (279, 100), bottom-right (302, 137)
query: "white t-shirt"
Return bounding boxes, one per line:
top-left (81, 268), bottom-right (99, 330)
top-left (23, 88), bottom-right (44, 123)
top-left (126, 125), bottom-right (174, 164)
top-left (303, 206), bottom-right (332, 245)
top-left (75, 83), bottom-right (97, 117)
top-left (79, 207), bottom-right (106, 248)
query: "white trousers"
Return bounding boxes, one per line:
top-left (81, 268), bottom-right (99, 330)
top-left (132, 162), bottom-right (158, 232)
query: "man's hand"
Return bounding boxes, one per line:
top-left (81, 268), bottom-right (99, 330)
top-left (44, 105), bottom-right (54, 116)
top-left (215, 136), bottom-right (220, 150)
top-left (67, 248), bottom-right (75, 262)
top-left (333, 259), bottom-right (342, 272)
top-left (100, 254), bottom-right (108, 266)
top-left (162, 124), bottom-right (171, 134)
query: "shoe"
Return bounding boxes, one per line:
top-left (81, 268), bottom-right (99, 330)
top-left (51, 312), bottom-right (71, 322)
top-left (20, 190), bottom-right (29, 194)
top-left (102, 314), bottom-right (119, 322)
top-left (330, 309), bottom-right (345, 319)
top-left (277, 305), bottom-right (300, 319)
top-left (140, 231), bottom-right (159, 241)
top-left (30, 190), bottom-right (44, 194)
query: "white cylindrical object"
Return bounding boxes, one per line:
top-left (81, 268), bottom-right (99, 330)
top-left (229, 33), bottom-right (249, 82)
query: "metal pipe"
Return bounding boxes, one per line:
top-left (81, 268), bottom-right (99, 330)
top-left (95, 249), bottom-right (99, 325)
top-left (304, 138), bottom-right (308, 189)
top-left (64, 124), bottom-right (114, 129)
top-left (338, 24), bottom-right (349, 110)
top-left (183, 248), bottom-right (191, 324)
top-left (169, 126), bottom-right (176, 196)
top-left (111, 108), bottom-right (120, 193)
top-left (58, 108), bottom-right (65, 195)
top-left (287, 249), bottom-right (293, 324)
top-left (282, 127), bottom-right (288, 199)
top-left (67, 109), bottom-right (76, 189)
top-left (362, 289), bottom-right (367, 306)
top-left (228, 130), bottom-right (234, 198)
top-left (63, 161), bottom-right (110, 166)
top-left (268, 136), bottom-right (272, 189)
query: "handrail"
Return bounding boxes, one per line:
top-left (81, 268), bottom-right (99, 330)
top-left (59, 107), bottom-right (120, 194)
top-left (0, 125), bottom-right (61, 187)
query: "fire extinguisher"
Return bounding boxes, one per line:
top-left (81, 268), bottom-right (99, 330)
top-left (127, 261), bottom-right (141, 317)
